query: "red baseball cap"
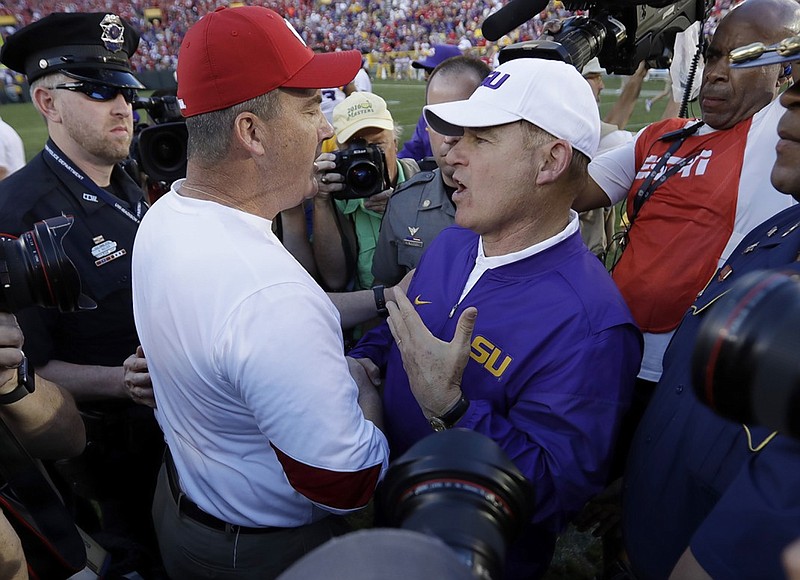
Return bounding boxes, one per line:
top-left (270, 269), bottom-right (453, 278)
top-left (177, 6), bottom-right (361, 117)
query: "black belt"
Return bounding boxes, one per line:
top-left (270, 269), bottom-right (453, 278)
top-left (164, 450), bottom-right (280, 535)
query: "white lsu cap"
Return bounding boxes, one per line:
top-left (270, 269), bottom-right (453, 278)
top-left (424, 58), bottom-right (601, 159)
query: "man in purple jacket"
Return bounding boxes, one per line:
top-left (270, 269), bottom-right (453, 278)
top-left (348, 58), bottom-right (642, 579)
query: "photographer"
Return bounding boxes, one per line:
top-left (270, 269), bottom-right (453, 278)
top-left (313, 92), bottom-right (420, 291)
top-left (0, 12), bottom-right (163, 576)
top-left (0, 311), bottom-right (86, 577)
top-left (620, 28), bottom-right (800, 579)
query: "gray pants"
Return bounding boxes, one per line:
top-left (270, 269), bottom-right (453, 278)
top-left (152, 464), bottom-right (350, 579)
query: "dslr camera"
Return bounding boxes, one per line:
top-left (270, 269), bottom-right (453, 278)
top-left (332, 139), bottom-right (389, 200)
top-left (279, 429), bottom-right (534, 580)
top-left (0, 215), bottom-right (94, 313)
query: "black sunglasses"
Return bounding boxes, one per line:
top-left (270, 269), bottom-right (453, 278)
top-left (50, 82), bottom-right (138, 104)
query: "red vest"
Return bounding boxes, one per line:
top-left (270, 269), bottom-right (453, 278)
top-left (612, 117), bottom-right (751, 333)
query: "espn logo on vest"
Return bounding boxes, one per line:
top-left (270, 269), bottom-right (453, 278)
top-left (635, 149), bottom-right (713, 180)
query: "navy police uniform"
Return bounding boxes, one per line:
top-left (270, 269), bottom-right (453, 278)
top-left (0, 146), bottom-right (144, 367)
top-left (623, 203), bottom-right (800, 579)
top-left (372, 168), bottom-right (455, 285)
top-left (0, 12), bottom-right (163, 575)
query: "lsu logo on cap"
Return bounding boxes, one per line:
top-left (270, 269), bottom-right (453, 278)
top-left (481, 71), bottom-right (511, 90)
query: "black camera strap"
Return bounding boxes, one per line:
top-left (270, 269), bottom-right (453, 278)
top-left (43, 141), bottom-right (146, 225)
top-left (607, 120), bottom-right (705, 272)
top-left (630, 120), bottom-right (705, 223)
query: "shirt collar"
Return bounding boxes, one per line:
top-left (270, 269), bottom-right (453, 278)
top-left (476, 209), bottom-right (580, 268)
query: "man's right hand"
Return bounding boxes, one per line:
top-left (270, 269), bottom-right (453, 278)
top-left (346, 356), bottom-right (383, 429)
top-left (314, 152), bottom-right (344, 199)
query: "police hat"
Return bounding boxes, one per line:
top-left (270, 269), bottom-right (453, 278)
top-left (0, 12), bottom-right (145, 89)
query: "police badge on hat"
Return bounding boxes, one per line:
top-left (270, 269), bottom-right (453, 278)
top-left (0, 12), bottom-right (144, 87)
top-left (100, 14), bottom-right (126, 53)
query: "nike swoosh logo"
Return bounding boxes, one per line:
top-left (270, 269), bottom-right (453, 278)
top-left (414, 295), bottom-right (432, 305)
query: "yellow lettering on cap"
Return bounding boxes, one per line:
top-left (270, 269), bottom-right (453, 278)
top-left (347, 103), bottom-right (375, 119)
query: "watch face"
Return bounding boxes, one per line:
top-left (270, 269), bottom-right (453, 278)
top-left (429, 417), bottom-right (447, 432)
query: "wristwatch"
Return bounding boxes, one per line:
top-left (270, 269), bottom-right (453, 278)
top-left (429, 394), bottom-right (470, 432)
top-left (0, 354), bottom-right (35, 405)
top-left (372, 284), bottom-right (389, 318)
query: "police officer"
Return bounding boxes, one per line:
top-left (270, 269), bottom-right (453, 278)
top-left (372, 55), bottom-right (490, 286)
top-left (0, 13), bottom-right (162, 576)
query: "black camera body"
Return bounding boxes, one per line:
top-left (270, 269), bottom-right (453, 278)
top-left (332, 139), bottom-right (389, 200)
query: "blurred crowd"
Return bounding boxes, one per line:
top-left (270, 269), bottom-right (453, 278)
top-left (0, 0), bottom-right (743, 74)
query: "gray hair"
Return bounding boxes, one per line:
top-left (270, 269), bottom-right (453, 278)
top-left (521, 121), bottom-right (589, 180)
top-left (186, 90), bottom-right (282, 164)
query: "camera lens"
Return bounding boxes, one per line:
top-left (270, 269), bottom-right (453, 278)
top-left (692, 269), bottom-right (800, 438)
top-left (0, 216), bottom-right (96, 313)
top-left (332, 139), bottom-right (387, 200)
top-left (377, 429), bottom-right (534, 580)
top-left (347, 161), bottom-right (380, 196)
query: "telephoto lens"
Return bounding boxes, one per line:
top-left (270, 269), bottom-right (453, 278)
top-left (377, 429), bottom-right (535, 580)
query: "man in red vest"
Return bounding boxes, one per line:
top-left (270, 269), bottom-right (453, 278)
top-left (574, 0), bottom-right (800, 405)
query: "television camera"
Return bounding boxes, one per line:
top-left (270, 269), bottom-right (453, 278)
top-left (128, 94), bottom-right (187, 200)
top-left (692, 269), bottom-right (800, 439)
top-left (483, 0), bottom-right (713, 75)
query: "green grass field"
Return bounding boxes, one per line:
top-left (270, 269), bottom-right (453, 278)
top-left (0, 74), bottom-right (680, 163)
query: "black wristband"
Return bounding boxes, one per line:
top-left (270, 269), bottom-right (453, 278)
top-left (0, 354), bottom-right (35, 405)
top-left (372, 285), bottom-right (389, 318)
top-left (430, 394), bottom-right (470, 432)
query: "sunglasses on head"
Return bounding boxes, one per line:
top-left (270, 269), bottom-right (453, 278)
top-left (50, 82), bottom-right (138, 104)
top-left (729, 35), bottom-right (800, 65)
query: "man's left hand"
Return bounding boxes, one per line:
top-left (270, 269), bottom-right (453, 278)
top-left (386, 287), bottom-right (477, 419)
top-left (0, 313), bottom-right (24, 392)
top-left (363, 187), bottom-right (393, 214)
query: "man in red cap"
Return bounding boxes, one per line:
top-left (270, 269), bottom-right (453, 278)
top-left (131, 7), bottom-right (389, 578)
